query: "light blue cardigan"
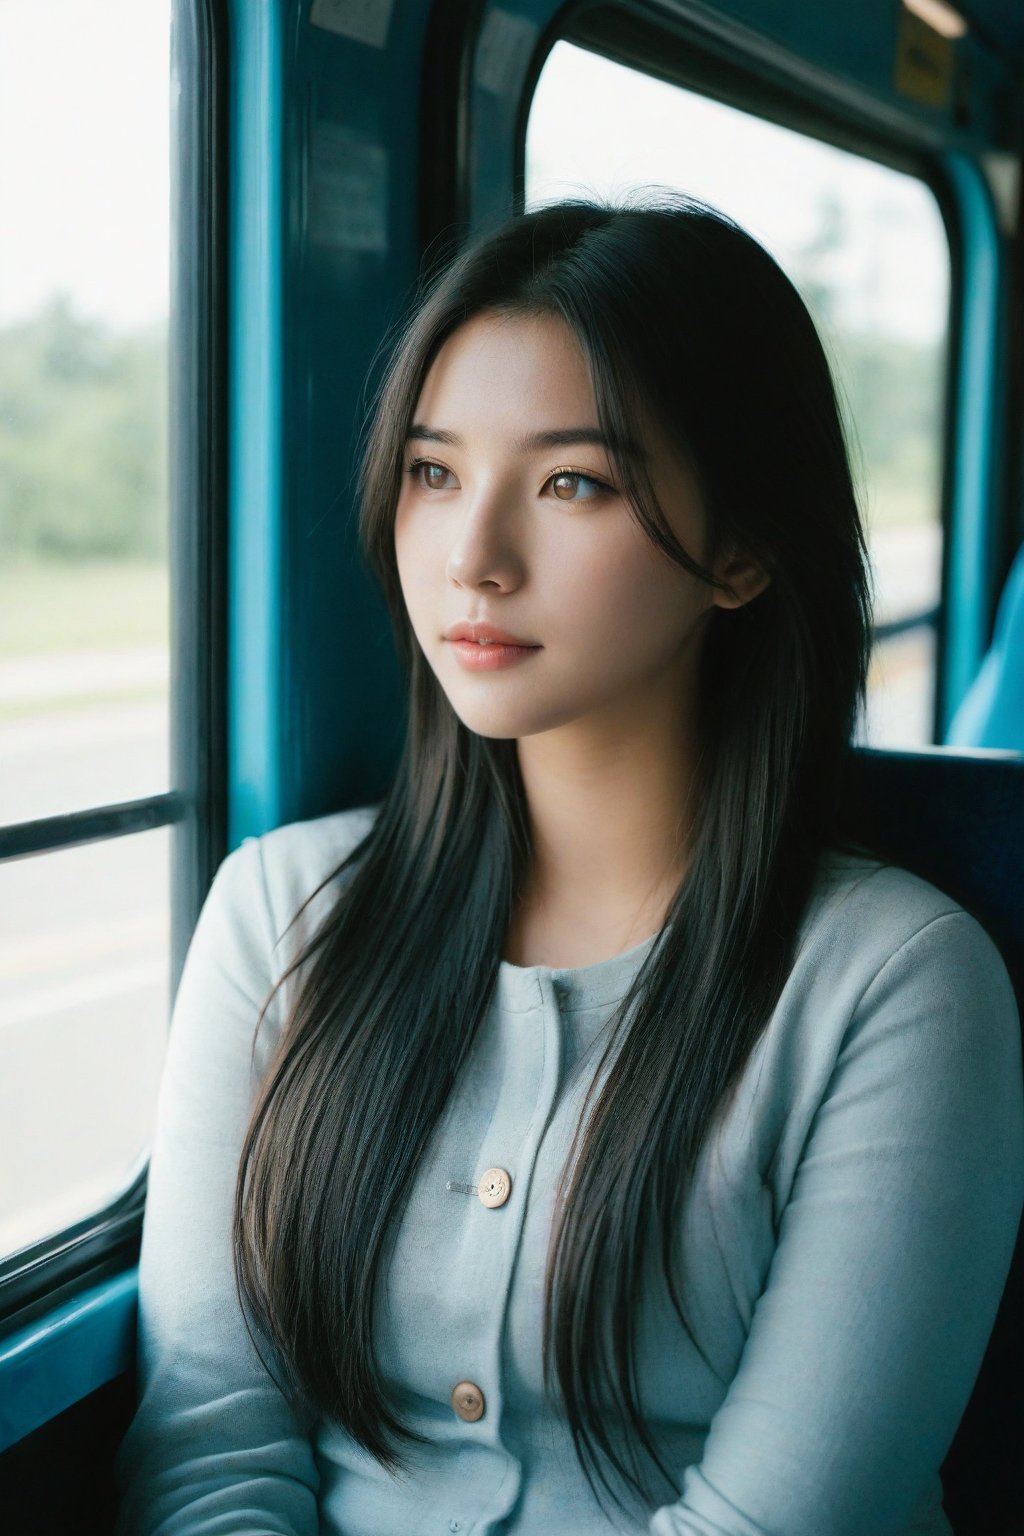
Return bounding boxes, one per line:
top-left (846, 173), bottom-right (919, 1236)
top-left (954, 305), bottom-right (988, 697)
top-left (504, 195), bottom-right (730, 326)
top-left (115, 805), bottom-right (1024, 1536)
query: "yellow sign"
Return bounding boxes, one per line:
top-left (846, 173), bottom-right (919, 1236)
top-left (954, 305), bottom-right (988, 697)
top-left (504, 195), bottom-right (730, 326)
top-left (895, 6), bottom-right (954, 108)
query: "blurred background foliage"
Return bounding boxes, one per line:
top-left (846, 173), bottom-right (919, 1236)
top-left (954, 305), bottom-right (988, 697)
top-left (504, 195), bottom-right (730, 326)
top-left (0, 294), bottom-right (167, 563)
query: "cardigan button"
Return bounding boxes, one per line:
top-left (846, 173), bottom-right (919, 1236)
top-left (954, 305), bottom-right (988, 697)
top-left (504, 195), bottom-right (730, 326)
top-left (478, 1167), bottom-right (512, 1208)
top-left (451, 1380), bottom-right (485, 1421)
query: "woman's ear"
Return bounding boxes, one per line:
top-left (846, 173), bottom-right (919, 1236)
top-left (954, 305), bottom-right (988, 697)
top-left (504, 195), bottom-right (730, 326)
top-left (710, 544), bottom-right (772, 610)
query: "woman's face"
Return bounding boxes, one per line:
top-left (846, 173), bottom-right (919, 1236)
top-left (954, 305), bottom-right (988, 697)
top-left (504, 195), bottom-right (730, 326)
top-left (393, 309), bottom-right (752, 743)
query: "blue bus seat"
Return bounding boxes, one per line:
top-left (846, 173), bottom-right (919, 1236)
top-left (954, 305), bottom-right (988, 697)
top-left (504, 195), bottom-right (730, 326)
top-left (947, 544), bottom-right (1024, 752)
top-left (843, 747), bottom-right (1024, 1535)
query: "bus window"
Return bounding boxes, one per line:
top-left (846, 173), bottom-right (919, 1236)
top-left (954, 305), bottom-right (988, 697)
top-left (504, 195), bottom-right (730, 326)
top-left (0, 0), bottom-right (172, 1260)
top-left (0, 833), bottom-right (170, 1257)
top-left (526, 42), bottom-right (950, 749)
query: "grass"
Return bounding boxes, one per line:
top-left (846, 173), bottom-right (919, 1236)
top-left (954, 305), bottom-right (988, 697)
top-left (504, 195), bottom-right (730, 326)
top-left (0, 683), bottom-right (165, 723)
top-left (0, 560), bottom-right (169, 659)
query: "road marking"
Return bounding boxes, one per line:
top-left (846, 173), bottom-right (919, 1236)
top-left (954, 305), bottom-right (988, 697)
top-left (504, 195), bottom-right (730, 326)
top-left (0, 960), bottom-right (168, 1029)
top-left (0, 913), bottom-right (166, 982)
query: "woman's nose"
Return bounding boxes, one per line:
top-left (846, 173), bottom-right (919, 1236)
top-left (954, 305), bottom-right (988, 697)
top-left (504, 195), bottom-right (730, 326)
top-left (444, 486), bottom-right (525, 592)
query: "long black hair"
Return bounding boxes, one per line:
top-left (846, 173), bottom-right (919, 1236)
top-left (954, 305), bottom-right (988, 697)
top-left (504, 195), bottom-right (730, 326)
top-left (233, 190), bottom-right (873, 1521)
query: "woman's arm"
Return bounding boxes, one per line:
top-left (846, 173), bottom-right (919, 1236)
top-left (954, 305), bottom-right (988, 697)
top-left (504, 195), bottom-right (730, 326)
top-left (649, 909), bottom-right (1024, 1536)
top-left (115, 837), bottom-right (320, 1536)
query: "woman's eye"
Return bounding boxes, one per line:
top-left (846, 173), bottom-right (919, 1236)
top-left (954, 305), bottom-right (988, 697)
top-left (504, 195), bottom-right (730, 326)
top-left (548, 470), bottom-right (610, 502)
top-left (407, 459), bottom-right (457, 491)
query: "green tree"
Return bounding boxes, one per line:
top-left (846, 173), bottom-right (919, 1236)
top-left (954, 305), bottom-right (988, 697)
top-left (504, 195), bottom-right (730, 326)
top-left (0, 294), bottom-right (168, 561)
top-left (786, 194), bottom-right (945, 528)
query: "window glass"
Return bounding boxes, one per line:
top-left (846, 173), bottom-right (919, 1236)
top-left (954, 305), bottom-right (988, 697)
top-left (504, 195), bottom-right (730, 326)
top-left (526, 42), bottom-right (950, 748)
top-left (0, 0), bottom-right (171, 822)
top-left (0, 829), bottom-right (170, 1258)
top-left (0, 0), bottom-right (173, 1264)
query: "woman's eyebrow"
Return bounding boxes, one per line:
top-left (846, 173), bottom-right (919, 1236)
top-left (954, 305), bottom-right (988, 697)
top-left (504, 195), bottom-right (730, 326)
top-left (406, 422), bottom-right (647, 459)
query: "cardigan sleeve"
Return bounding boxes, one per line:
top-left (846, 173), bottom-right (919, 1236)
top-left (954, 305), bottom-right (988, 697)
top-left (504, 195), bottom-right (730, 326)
top-left (114, 836), bottom-right (320, 1536)
top-left (648, 909), bottom-right (1024, 1536)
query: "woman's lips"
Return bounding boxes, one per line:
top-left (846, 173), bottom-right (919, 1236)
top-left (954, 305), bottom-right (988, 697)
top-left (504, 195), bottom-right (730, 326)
top-left (444, 620), bottom-right (537, 645)
top-left (447, 639), bottom-right (541, 671)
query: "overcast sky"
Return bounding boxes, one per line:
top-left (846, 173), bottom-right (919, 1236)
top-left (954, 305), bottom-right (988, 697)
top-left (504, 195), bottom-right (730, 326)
top-left (528, 44), bottom-right (949, 345)
top-left (0, 0), bottom-right (170, 331)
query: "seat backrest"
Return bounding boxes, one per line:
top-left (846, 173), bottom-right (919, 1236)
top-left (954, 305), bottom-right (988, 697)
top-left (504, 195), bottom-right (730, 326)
top-left (946, 543), bottom-right (1024, 752)
top-left (842, 746), bottom-right (1024, 1535)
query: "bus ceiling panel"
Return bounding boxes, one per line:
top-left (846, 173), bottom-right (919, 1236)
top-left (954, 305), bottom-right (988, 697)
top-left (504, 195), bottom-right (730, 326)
top-left (461, 0), bottom-right (1023, 227)
top-left (959, 0), bottom-right (1024, 67)
top-left (569, 1), bottom-right (1020, 150)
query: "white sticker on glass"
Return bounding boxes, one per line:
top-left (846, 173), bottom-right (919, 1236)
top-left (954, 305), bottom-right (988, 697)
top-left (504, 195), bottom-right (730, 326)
top-left (310, 123), bottom-right (389, 255)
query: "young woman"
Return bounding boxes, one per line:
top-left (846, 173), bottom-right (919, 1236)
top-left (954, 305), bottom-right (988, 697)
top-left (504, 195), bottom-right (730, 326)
top-left (116, 194), bottom-right (1024, 1536)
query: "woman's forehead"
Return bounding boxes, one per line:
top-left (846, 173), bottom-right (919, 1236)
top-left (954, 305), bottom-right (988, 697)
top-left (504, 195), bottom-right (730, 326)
top-left (414, 311), bottom-right (597, 427)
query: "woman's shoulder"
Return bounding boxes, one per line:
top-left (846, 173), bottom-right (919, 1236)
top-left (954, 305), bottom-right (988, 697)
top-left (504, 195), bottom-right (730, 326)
top-left (749, 850), bottom-right (1022, 1166)
top-left (206, 802), bottom-right (383, 967)
top-left (256, 801), bottom-right (381, 904)
top-left (809, 846), bottom-right (974, 940)
top-left (797, 846), bottom-right (1015, 1014)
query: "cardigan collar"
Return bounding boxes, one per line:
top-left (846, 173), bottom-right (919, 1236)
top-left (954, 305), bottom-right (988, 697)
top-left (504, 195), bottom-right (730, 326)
top-left (495, 930), bottom-right (660, 1015)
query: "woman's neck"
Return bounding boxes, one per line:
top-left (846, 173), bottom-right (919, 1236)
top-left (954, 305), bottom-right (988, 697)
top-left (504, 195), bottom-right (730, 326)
top-left (508, 716), bottom-right (697, 968)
